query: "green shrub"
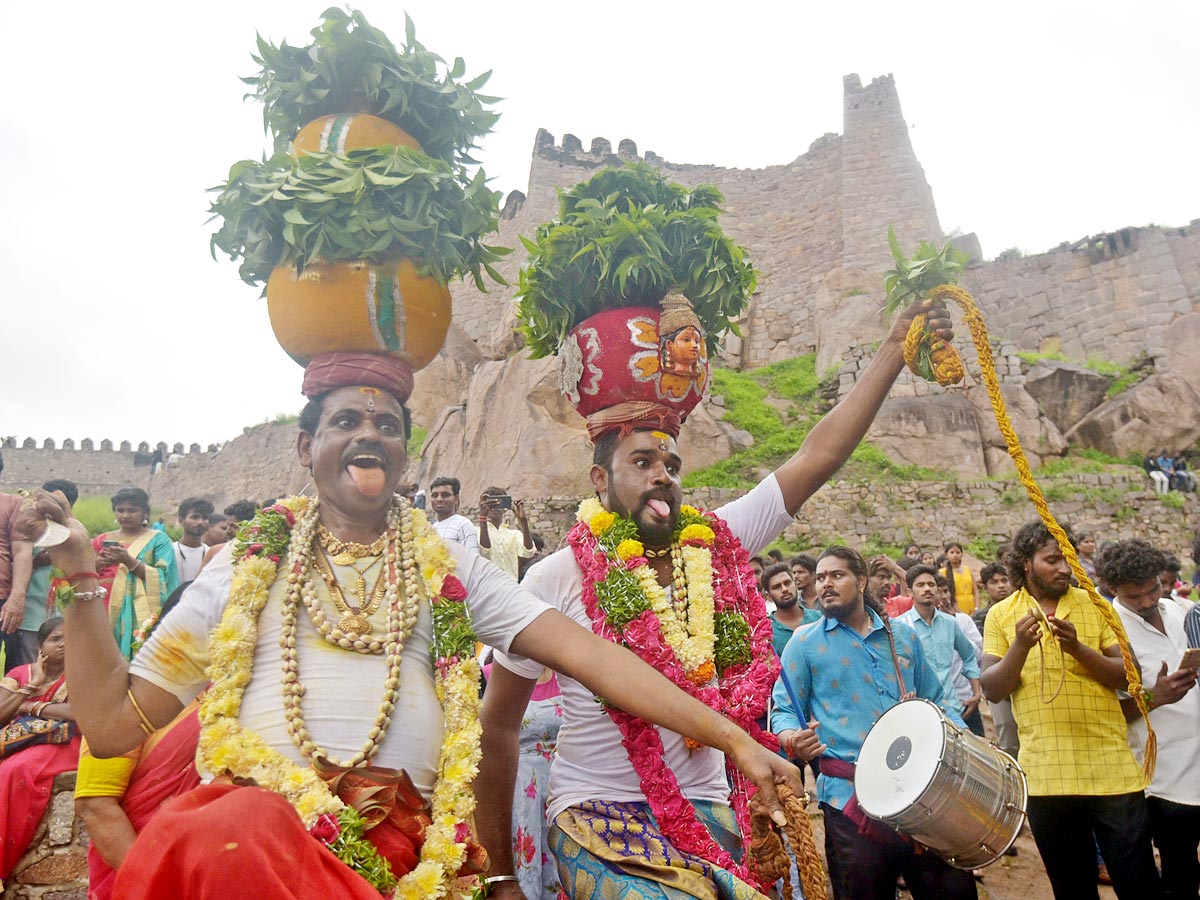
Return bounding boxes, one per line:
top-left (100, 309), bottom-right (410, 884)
top-left (966, 536), bottom-right (999, 561)
top-left (74, 497), bottom-right (117, 537)
top-left (408, 424), bottom-right (428, 459)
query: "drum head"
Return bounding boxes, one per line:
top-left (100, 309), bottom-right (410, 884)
top-left (854, 700), bottom-right (947, 819)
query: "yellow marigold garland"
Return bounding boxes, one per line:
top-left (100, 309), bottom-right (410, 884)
top-left (198, 496), bottom-right (483, 899)
top-left (580, 500), bottom-right (718, 682)
top-left (896, 277), bottom-right (1156, 782)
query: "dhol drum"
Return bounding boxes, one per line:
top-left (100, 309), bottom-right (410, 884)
top-left (854, 698), bottom-right (1027, 870)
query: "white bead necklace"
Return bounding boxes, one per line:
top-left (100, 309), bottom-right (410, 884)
top-left (279, 497), bottom-right (423, 767)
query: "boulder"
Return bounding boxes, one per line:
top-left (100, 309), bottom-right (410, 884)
top-left (967, 384), bottom-right (1067, 476)
top-left (408, 323), bottom-right (484, 429)
top-left (1066, 371), bottom-right (1200, 459)
top-left (864, 395), bottom-right (988, 477)
top-left (415, 356), bottom-right (746, 501)
top-left (1162, 312), bottom-right (1200, 394)
top-left (417, 356), bottom-right (592, 500)
top-left (1023, 361), bottom-right (1110, 433)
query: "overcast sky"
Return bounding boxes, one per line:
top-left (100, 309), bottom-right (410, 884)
top-left (2, 0), bottom-right (1196, 449)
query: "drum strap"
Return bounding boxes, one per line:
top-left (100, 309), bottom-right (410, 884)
top-left (882, 619), bottom-right (908, 697)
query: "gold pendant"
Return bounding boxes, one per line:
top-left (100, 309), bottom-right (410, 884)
top-left (332, 551), bottom-right (358, 566)
top-left (338, 612), bottom-right (372, 637)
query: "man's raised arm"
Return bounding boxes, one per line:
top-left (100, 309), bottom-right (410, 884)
top-left (773, 298), bottom-right (952, 516)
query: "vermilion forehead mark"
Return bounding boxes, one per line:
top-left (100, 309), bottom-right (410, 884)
top-left (359, 386), bottom-right (380, 412)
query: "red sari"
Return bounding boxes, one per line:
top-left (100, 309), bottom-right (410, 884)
top-left (85, 704), bottom-right (202, 900)
top-left (0, 665), bottom-right (81, 879)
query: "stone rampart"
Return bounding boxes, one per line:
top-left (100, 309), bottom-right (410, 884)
top-left (0, 425), bottom-right (308, 513)
top-left (445, 73), bottom-right (943, 375)
top-left (960, 225), bottom-right (1200, 369)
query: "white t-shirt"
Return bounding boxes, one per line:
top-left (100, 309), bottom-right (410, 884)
top-left (131, 540), bottom-right (551, 798)
top-left (495, 474), bottom-right (795, 820)
top-left (173, 541), bottom-right (207, 583)
top-left (431, 514), bottom-right (481, 552)
top-left (1115, 599), bottom-right (1200, 806)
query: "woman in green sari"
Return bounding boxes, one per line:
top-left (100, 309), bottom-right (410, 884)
top-left (91, 488), bottom-right (178, 660)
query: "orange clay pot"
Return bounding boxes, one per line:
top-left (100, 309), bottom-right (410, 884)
top-left (292, 114), bottom-right (423, 157)
top-left (267, 258), bottom-right (451, 370)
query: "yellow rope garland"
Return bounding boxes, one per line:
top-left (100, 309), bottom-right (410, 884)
top-left (904, 283), bottom-right (1155, 782)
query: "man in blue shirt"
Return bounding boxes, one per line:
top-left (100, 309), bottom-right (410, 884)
top-left (764, 562), bottom-right (823, 658)
top-left (896, 565), bottom-right (981, 721)
top-left (772, 546), bottom-right (976, 900)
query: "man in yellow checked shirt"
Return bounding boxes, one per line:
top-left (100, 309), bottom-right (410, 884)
top-left (15, 351), bottom-right (804, 900)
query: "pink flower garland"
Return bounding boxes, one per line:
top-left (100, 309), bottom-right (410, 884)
top-left (568, 510), bottom-right (780, 891)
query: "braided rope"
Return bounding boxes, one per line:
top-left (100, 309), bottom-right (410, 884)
top-left (749, 784), bottom-right (827, 900)
top-left (902, 283), bottom-right (1155, 781)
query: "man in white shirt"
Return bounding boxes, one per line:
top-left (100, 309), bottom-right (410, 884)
top-left (479, 296), bottom-right (954, 900)
top-left (477, 487), bottom-right (533, 580)
top-left (1104, 540), bottom-right (1200, 900)
top-left (172, 497), bottom-right (213, 583)
top-left (427, 476), bottom-right (480, 551)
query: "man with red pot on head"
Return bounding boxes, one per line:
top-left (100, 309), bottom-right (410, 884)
top-left (477, 163), bottom-right (953, 900)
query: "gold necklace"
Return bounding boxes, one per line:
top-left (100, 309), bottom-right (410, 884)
top-left (317, 523), bottom-right (387, 566)
top-left (311, 547), bottom-right (386, 637)
top-left (644, 545), bottom-right (673, 558)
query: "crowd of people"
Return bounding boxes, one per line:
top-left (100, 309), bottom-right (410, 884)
top-left (3, 457), bottom-right (1200, 900)
top-left (1143, 450), bottom-right (1197, 494)
top-left (1, 368), bottom-right (1199, 900)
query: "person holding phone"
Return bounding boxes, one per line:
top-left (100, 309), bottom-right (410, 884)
top-left (1104, 540), bottom-right (1200, 900)
top-left (91, 487), bottom-right (178, 660)
top-left (478, 487), bottom-right (534, 581)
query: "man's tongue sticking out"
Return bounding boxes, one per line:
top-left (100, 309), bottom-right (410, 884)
top-left (645, 498), bottom-right (671, 519)
top-left (347, 463), bottom-right (386, 497)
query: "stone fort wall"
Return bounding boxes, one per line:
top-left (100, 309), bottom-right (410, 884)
top-left (448, 73), bottom-right (943, 375)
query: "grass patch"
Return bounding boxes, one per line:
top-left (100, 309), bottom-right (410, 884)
top-left (1083, 356), bottom-right (1125, 377)
top-left (408, 424), bottom-right (428, 459)
top-left (687, 355), bottom-right (951, 489)
top-left (1161, 492), bottom-right (1186, 510)
top-left (859, 535), bottom-right (905, 560)
top-left (74, 497), bottom-right (117, 536)
top-left (966, 536), bottom-right (999, 561)
top-left (1017, 350), bottom-right (1067, 366)
top-left (1106, 371), bottom-right (1142, 398)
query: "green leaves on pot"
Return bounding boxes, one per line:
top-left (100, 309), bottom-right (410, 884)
top-left (208, 146), bottom-right (508, 289)
top-left (883, 225), bottom-right (968, 312)
top-left (516, 163), bottom-right (757, 359)
top-left (245, 8), bottom-right (499, 164)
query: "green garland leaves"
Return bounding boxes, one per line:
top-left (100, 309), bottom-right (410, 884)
top-left (330, 807), bottom-right (397, 893)
top-left (883, 225), bottom-right (968, 313)
top-left (245, 8), bottom-right (499, 165)
top-left (516, 163), bottom-right (757, 359)
top-left (713, 612), bottom-right (752, 671)
top-left (209, 147), bottom-right (507, 289)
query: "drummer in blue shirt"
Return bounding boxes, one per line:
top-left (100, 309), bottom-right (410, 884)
top-left (771, 546), bottom-right (976, 900)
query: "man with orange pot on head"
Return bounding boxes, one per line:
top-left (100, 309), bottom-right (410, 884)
top-left (16, 346), bottom-right (809, 900)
